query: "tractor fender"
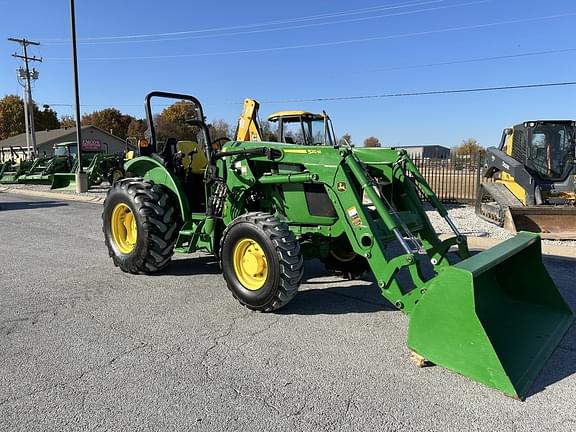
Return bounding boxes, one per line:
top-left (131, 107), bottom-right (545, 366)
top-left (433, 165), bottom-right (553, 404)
top-left (124, 156), bottom-right (190, 221)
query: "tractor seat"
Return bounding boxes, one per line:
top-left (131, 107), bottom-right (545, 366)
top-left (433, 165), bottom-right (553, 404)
top-left (177, 141), bottom-right (207, 175)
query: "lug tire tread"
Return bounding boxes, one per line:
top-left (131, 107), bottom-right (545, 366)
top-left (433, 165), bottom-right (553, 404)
top-left (220, 212), bottom-right (303, 312)
top-left (102, 177), bottom-right (178, 274)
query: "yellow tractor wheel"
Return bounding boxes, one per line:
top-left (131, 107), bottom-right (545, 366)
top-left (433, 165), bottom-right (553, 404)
top-left (220, 212), bottom-right (303, 312)
top-left (110, 203), bottom-right (138, 254)
top-left (102, 178), bottom-right (178, 274)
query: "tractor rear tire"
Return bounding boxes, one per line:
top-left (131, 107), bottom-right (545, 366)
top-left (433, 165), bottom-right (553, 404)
top-left (102, 178), bottom-right (179, 274)
top-left (219, 212), bottom-right (303, 312)
top-left (107, 166), bottom-right (125, 185)
top-left (321, 236), bottom-right (369, 279)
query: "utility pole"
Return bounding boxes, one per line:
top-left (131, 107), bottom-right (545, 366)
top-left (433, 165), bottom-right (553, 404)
top-left (69, 0), bottom-right (87, 192)
top-left (8, 38), bottom-right (42, 160)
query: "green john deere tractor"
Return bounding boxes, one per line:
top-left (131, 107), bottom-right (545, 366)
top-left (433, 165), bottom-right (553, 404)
top-left (102, 92), bottom-right (573, 399)
top-left (50, 142), bottom-right (125, 189)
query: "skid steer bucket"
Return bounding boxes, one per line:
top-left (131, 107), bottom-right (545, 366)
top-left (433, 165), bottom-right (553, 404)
top-left (408, 232), bottom-right (573, 399)
top-left (50, 173), bottom-right (77, 190)
top-left (504, 207), bottom-right (576, 240)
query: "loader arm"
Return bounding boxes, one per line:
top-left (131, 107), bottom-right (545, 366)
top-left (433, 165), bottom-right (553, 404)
top-left (218, 143), bottom-right (468, 314)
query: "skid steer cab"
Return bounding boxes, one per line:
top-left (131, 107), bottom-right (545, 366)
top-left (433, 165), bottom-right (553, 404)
top-left (102, 91), bottom-right (573, 400)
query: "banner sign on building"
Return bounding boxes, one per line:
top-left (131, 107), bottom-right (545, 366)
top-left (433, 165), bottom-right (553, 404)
top-left (81, 139), bottom-right (101, 151)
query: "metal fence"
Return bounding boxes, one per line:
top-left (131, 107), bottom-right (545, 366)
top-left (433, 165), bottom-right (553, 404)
top-left (407, 151), bottom-right (484, 204)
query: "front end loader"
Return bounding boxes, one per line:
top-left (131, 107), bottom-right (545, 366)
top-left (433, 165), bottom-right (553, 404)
top-left (51, 145), bottom-right (125, 190)
top-left (102, 92), bottom-right (573, 399)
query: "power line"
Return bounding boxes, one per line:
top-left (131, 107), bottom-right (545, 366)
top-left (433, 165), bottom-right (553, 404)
top-left (45, 12), bottom-right (576, 61)
top-left (261, 81), bottom-right (576, 104)
top-left (42, 0), bottom-right (489, 46)
top-left (365, 47), bottom-right (576, 72)
top-left (45, 80), bottom-right (576, 110)
top-left (38, 0), bottom-right (448, 43)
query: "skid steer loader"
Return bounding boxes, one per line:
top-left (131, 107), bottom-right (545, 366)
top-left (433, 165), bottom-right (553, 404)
top-left (476, 120), bottom-right (576, 239)
top-left (102, 92), bottom-right (573, 399)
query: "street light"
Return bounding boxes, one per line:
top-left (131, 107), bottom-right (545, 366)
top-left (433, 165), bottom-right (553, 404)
top-left (70, 0), bottom-right (87, 193)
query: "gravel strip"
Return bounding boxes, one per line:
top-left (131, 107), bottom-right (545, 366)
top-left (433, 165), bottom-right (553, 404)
top-left (426, 204), bottom-right (576, 248)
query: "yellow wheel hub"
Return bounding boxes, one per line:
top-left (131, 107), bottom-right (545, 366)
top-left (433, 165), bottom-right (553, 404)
top-left (110, 203), bottom-right (137, 254)
top-left (233, 238), bottom-right (268, 290)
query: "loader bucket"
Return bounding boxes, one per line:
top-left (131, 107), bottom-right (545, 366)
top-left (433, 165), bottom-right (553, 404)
top-left (17, 174), bottom-right (52, 185)
top-left (504, 206), bottom-right (576, 240)
top-left (50, 173), bottom-right (76, 190)
top-left (408, 232), bottom-right (573, 399)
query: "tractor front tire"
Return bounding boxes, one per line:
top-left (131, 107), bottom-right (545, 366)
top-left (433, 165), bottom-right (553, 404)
top-left (102, 178), bottom-right (179, 274)
top-left (220, 212), bottom-right (303, 312)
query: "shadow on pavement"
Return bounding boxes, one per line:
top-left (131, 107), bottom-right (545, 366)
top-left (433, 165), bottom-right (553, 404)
top-left (0, 200), bottom-right (68, 211)
top-left (157, 255), bottom-right (222, 276)
top-left (279, 283), bottom-right (395, 315)
top-left (527, 254), bottom-right (576, 398)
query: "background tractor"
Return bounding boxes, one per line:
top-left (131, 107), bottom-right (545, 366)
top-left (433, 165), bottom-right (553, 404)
top-left (50, 141), bottom-right (125, 189)
top-left (476, 120), bottom-right (576, 239)
top-left (235, 97), bottom-right (337, 147)
top-left (102, 91), bottom-right (573, 400)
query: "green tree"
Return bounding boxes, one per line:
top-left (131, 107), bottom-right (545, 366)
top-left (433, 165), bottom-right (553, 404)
top-left (127, 118), bottom-right (147, 139)
top-left (363, 136), bottom-right (381, 147)
top-left (455, 138), bottom-right (483, 156)
top-left (1, 95), bottom-right (63, 139)
top-left (35, 105), bottom-right (60, 131)
top-left (154, 100), bottom-right (198, 142)
top-left (0, 94), bottom-right (25, 139)
top-left (81, 108), bottom-right (134, 139)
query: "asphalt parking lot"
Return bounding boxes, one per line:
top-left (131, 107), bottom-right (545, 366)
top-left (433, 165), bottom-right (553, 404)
top-left (1, 192), bottom-right (575, 431)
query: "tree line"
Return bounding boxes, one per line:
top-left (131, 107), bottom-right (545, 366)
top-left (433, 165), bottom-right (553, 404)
top-left (0, 94), bottom-right (235, 144)
top-left (1, 94), bottom-right (483, 153)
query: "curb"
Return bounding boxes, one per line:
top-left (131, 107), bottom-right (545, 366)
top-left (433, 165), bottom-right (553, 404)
top-left (0, 186), bottom-right (105, 204)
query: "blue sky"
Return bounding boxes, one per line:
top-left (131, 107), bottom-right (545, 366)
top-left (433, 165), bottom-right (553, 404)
top-left (1, 0), bottom-right (575, 147)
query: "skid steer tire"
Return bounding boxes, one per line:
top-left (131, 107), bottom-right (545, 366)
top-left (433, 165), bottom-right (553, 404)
top-left (102, 177), bottom-right (179, 274)
top-left (220, 212), bottom-right (303, 312)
